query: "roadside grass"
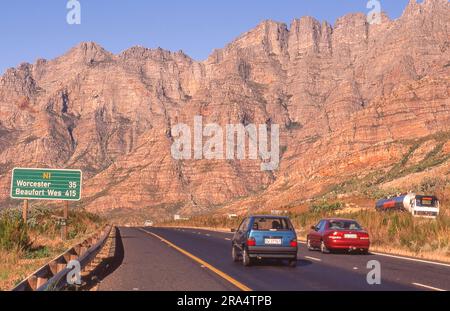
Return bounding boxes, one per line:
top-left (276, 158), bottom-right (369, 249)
top-left (0, 207), bottom-right (104, 290)
top-left (290, 207), bottom-right (450, 255)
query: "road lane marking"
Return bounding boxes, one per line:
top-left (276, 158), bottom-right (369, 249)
top-left (412, 283), bottom-right (446, 291)
top-left (371, 252), bottom-right (450, 268)
top-left (290, 239), bottom-right (449, 268)
top-left (305, 256), bottom-right (322, 262)
top-left (160, 228), bottom-right (450, 271)
top-left (139, 229), bottom-right (252, 292)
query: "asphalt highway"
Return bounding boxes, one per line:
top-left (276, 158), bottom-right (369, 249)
top-left (98, 227), bottom-right (450, 291)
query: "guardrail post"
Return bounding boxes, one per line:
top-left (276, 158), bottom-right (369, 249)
top-left (80, 246), bottom-right (88, 256)
top-left (63, 252), bottom-right (72, 263)
top-left (28, 275), bottom-right (37, 291)
top-left (74, 245), bottom-right (82, 256)
top-left (49, 261), bottom-right (58, 275)
top-left (57, 263), bottom-right (66, 273)
top-left (36, 277), bottom-right (48, 289)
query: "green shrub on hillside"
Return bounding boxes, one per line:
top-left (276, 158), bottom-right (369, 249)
top-left (0, 212), bottom-right (31, 252)
top-left (414, 177), bottom-right (449, 194)
top-left (310, 202), bottom-right (343, 213)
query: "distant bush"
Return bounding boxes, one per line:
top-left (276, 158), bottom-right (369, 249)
top-left (362, 186), bottom-right (402, 200)
top-left (0, 212), bottom-right (31, 252)
top-left (414, 177), bottom-right (448, 194)
top-left (286, 122), bottom-right (302, 130)
top-left (24, 246), bottom-right (50, 259)
top-left (310, 202), bottom-right (343, 213)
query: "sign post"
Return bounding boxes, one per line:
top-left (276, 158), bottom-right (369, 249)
top-left (63, 201), bottom-right (69, 240)
top-left (10, 168), bottom-right (82, 240)
top-left (22, 199), bottom-right (28, 223)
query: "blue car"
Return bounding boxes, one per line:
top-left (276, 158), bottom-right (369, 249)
top-left (231, 215), bottom-right (298, 267)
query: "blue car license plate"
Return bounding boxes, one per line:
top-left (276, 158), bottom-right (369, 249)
top-left (264, 238), bottom-right (282, 245)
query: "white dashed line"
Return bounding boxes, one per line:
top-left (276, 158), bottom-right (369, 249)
top-left (305, 256), bottom-right (322, 262)
top-left (412, 283), bottom-right (446, 291)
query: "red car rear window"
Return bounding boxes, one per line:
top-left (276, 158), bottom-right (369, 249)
top-left (328, 220), bottom-right (362, 231)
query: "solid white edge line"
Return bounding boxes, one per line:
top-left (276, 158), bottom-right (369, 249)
top-left (300, 239), bottom-right (450, 268)
top-left (304, 256), bottom-right (322, 262)
top-left (371, 252), bottom-right (450, 268)
top-left (412, 283), bottom-right (446, 291)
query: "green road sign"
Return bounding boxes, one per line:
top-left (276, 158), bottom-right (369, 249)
top-left (10, 168), bottom-right (82, 201)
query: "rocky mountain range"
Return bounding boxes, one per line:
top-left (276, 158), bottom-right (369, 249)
top-left (0, 0), bottom-right (449, 217)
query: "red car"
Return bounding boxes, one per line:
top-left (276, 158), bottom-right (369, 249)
top-left (306, 218), bottom-right (370, 254)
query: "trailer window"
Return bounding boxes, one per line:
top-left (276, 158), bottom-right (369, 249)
top-left (417, 197), bottom-right (438, 207)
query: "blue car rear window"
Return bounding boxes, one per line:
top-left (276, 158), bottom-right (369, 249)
top-left (252, 218), bottom-right (293, 231)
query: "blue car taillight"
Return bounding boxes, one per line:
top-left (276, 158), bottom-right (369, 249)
top-left (290, 238), bottom-right (298, 247)
top-left (247, 237), bottom-right (256, 247)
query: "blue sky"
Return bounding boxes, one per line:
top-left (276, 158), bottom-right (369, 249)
top-left (0, 0), bottom-right (412, 74)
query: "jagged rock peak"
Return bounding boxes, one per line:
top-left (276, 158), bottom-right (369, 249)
top-left (224, 19), bottom-right (289, 55)
top-left (334, 12), bottom-right (367, 29)
top-left (402, 0), bottom-right (449, 17)
top-left (64, 41), bottom-right (112, 63)
top-left (118, 46), bottom-right (193, 63)
top-left (288, 16), bottom-right (332, 56)
top-left (1, 62), bottom-right (34, 84)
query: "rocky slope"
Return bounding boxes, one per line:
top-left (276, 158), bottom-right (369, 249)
top-left (0, 0), bottom-right (449, 217)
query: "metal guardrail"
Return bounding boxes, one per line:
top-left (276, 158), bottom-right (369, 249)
top-left (12, 225), bottom-right (113, 291)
